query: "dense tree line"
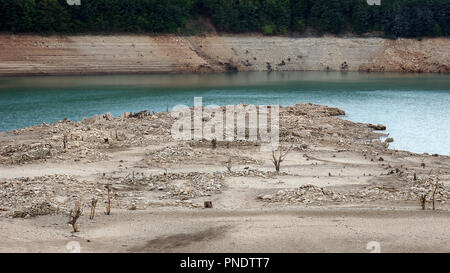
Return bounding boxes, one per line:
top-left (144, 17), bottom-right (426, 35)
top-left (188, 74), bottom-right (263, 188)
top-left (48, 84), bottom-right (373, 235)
top-left (0, 0), bottom-right (448, 37)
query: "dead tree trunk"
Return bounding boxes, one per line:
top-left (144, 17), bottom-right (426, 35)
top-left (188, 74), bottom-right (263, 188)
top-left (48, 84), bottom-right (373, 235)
top-left (89, 198), bottom-right (98, 220)
top-left (271, 146), bottom-right (291, 173)
top-left (63, 133), bottom-right (68, 149)
top-left (225, 157), bottom-right (232, 172)
top-left (419, 194), bottom-right (426, 210)
top-left (68, 199), bottom-right (82, 232)
top-left (432, 184), bottom-right (438, 211)
top-left (105, 185), bottom-right (111, 215)
top-left (274, 160), bottom-right (281, 172)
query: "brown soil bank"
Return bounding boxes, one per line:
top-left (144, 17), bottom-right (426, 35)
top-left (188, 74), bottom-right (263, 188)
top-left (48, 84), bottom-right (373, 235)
top-left (0, 34), bottom-right (448, 76)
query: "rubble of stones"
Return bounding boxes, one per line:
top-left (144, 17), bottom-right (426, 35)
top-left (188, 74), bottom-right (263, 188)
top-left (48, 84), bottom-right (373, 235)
top-left (142, 142), bottom-right (261, 166)
top-left (1, 143), bottom-right (52, 164)
top-left (0, 103), bottom-right (388, 166)
top-left (0, 111), bottom-right (175, 165)
top-left (258, 184), bottom-right (345, 205)
top-left (259, 174), bottom-right (450, 206)
top-left (280, 103), bottom-right (387, 150)
top-left (170, 103), bottom-right (387, 152)
top-left (0, 173), bottom-right (199, 218)
top-left (160, 172), bottom-right (225, 200)
top-left (109, 171), bottom-right (225, 200)
top-left (110, 169), bottom-right (283, 204)
top-left (0, 175), bottom-right (104, 218)
top-left (0, 166), bottom-right (292, 218)
top-left (146, 145), bottom-right (201, 163)
top-left (349, 172), bottom-right (449, 203)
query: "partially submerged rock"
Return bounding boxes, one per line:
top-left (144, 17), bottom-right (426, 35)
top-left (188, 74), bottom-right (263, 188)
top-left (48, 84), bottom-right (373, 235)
top-left (368, 123), bottom-right (387, 130)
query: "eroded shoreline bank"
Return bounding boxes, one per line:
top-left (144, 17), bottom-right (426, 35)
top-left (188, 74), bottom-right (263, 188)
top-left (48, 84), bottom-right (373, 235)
top-left (0, 35), bottom-right (449, 76)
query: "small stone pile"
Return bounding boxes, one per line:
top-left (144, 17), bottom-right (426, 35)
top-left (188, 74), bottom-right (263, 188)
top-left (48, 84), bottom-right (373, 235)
top-left (258, 178), bottom-right (449, 207)
top-left (350, 186), bottom-right (416, 201)
top-left (107, 171), bottom-right (225, 205)
top-left (258, 184), bottom-right (344, 205)
top-left (147, 145), bottom-right (199, 163)
top-left (160, 172), bottom-right (225, 200)
top-left (230, 169), bottom-right (287, 178)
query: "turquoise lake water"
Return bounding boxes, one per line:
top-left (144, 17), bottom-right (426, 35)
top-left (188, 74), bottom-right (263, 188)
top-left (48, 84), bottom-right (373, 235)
top-left (0, 72), bottom-right (449, 155)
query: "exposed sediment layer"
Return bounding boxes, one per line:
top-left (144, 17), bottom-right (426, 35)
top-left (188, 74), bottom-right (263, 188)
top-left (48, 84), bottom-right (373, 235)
top-left (0, 35), bottom-right (448, 75)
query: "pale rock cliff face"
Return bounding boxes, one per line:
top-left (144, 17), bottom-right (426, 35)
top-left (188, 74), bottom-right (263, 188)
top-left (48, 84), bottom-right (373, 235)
top-left (0, 34), bottom-right (448, 75)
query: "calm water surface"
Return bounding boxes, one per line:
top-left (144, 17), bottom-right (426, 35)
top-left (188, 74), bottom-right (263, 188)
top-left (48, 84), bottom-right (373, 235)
top-left (0, 72), bottom-right (449, 155)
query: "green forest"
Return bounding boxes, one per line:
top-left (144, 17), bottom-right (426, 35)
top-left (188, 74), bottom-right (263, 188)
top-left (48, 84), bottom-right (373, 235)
top-left (0, 0), bottom-right (449, 37)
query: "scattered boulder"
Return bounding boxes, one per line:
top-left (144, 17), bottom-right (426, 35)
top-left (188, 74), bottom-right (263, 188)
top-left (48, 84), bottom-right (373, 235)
top-left (368, 124), bottom-right (386, 130)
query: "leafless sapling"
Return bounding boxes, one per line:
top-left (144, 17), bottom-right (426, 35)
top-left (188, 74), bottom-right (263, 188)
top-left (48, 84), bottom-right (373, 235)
top-left (271, 145), bottom-right (292, 173)
top-left (63, 133), bottom-right (68, 149)
top-left (419, 194), bottom-right (426, 210)
top-left (105, 185), bottom-right (111, 215)
top-left (431, 174), bottom-right (443, 211)
top-left (224, 157), bottom-right (232, 172)
top-left (68, 199), bottom-right (83, 232)
top-left (89, 198), bottom-right (98, 220)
